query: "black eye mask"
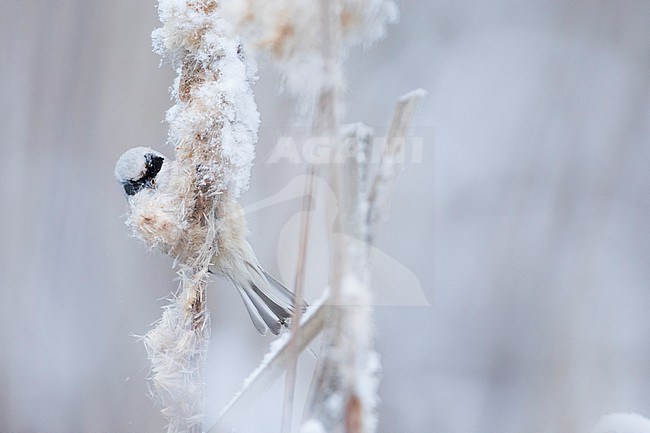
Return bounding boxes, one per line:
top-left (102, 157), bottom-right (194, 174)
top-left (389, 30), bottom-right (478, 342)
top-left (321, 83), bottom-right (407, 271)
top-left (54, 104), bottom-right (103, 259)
top-left (122, 154), bottom-right (164, 196)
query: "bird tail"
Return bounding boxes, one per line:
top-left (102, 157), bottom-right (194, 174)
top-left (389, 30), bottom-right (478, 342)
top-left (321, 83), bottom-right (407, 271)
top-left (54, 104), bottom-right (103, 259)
top-left (230, 262), bottom-right (307, 335)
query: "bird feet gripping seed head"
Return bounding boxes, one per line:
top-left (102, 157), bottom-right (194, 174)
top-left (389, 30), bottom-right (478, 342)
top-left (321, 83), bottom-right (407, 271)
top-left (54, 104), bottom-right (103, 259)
top-left (115, 147), bottom-right (305, 335)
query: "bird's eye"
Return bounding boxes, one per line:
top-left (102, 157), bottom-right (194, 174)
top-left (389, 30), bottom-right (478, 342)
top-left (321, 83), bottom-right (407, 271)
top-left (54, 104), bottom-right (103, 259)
top-left (123, 181), bottom-right (138, 196)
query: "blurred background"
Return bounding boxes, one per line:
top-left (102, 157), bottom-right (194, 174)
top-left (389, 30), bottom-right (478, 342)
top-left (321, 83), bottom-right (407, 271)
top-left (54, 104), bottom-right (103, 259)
top-left (2, 1), bottom-right (650, 432)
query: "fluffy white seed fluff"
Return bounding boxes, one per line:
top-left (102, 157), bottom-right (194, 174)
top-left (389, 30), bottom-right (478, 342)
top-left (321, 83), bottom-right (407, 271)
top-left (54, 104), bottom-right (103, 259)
top-left (132, 2), bottom-right (261, 433)
top-left (222, 0), bottom-right (397, 99)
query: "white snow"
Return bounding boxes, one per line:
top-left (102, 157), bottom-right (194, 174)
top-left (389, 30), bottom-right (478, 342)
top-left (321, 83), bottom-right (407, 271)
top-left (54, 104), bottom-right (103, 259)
top-left (155, 0), bottom-right (259, 199)
top-left (300, 419), bottom-right (326, 433)
top-left (142, 2), bottom-right (262, 432)
top-left (594, 413), bottom-right (650, 433)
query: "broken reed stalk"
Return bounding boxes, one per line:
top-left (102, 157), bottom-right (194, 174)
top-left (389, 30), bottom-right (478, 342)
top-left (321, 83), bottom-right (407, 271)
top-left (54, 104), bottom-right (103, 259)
top-left (367, 89), bottom-right (427, 246)
top-left (208, 90), bottom-right (424, 433)
top-left (303, 90), bottom-right (425, 433)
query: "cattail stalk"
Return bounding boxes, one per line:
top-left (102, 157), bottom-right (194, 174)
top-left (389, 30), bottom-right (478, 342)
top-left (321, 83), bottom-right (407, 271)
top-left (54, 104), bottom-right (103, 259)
top-left (131, 1), bottom-right (259, 432)
top-left (281, 166), bottom-right (318, 433)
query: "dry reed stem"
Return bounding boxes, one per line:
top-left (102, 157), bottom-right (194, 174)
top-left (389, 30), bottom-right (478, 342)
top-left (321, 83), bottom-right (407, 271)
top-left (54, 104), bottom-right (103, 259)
top-left (208, 89), bottom-right (424, 433)
top-left (367, 89), bottom-right (426, 246)
top-left (281, 165), bottom-right (318, 433)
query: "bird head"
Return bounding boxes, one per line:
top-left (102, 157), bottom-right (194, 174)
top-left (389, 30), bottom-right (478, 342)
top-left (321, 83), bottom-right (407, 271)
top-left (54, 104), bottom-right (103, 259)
top-left (115, 147), bottom-right (167, 196)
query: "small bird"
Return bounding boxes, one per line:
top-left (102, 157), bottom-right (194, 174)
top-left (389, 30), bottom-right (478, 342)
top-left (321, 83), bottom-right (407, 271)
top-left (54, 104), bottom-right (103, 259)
top-left (115, 146), bottom-right (303, 335)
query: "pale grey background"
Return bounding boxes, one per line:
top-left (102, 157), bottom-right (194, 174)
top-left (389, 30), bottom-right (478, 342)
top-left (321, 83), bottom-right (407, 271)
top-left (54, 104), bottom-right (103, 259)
top-left (1, 1), bottom-right (650, 433)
